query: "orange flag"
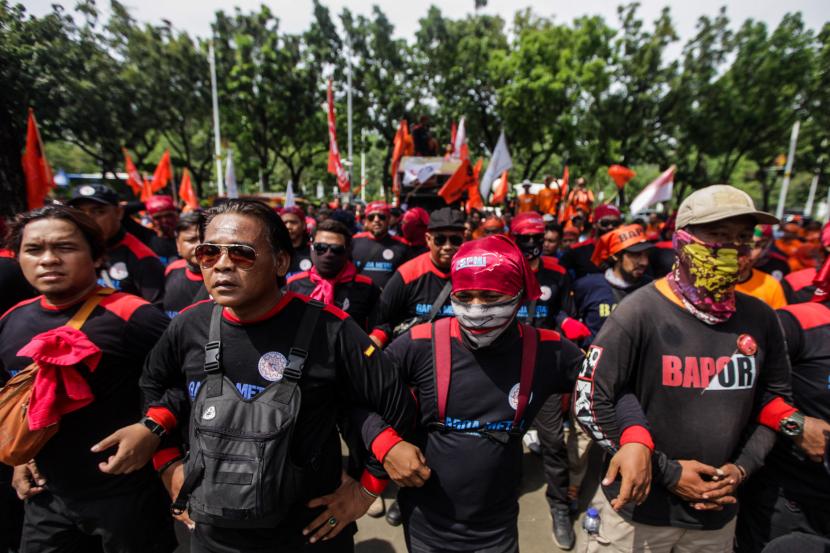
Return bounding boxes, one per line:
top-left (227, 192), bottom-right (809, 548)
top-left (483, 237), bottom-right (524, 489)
top-left (21, 108), bottom-right (54, 209)
top-left (608, 164), bottom-right (636, 189)
top-left (390, 119), bottom-right (412, 204)
top-left (491, 170), bottom-right (510, 205)
top-left (465, 159), bottom-right (484, 212)
top-left (150, 150), bottom-right (172, 193)
top-left (140, 179), bottom-right (153, 202)
top-left (122, 147), bottom-right (143, 196)
top-left (178, 168), bottom-right (199, 210)
top-left (438, 158), bottom-right (476, 205)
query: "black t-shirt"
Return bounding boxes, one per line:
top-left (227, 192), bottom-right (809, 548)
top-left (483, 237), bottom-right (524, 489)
top-left (370, 252), bottom-right (453, 346)
top-left (99, 229), bottom-right (166, 303)
top-left (575, 282), bottom-right (793, 530)
top-left (0, 250), bottom-right (35, 314)
top-left (380, 320), bottom-right (582, 548)
top-left (648, 241), bottom-right (675, 278)
top-left (756, 251), bottom-right (791, 282)
top-left (764, 302), bottom-right (830, 503)
top-left (162, 259), bottom-right (206, 318)
top-left (517, 256), bottom-right (571, 329)
top-left (286, 243), bottom-right (312, 279)
top-left (782, 267), bottom-right (817, 304)
top-left (352, 232), bottom-right (411, 289)
top-left (284, 271), bottom-right (380, 331)
top-left (572, 272), bottom-right (652, 341)
top-left (559, 238), bottom-right (599, 280)
top-left (140, 293), bottom-right (414, 543)
top-left (0, 290), bottom-right (169, 498)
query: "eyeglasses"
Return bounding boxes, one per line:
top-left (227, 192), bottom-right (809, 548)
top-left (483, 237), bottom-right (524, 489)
top-left (516, 233), bottom-right (544, 243)
top-left (313, 242), bottom-right (347, 255)
top-left (367, 213), bottom-right (387, 222)
top-left (432, 234), bottom-right (464, 247)
top-left (597, 218), bottom-right (622, 229)
top-left (194, 243), bottom-right (258, 270)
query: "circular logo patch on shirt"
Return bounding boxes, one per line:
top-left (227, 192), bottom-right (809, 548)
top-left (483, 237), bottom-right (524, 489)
top-left (258, 351), bottom-right (288, 382)
top-left (508, 383), bottom-right (521, 410)
top-left (737, 334), bottom-right (757, 356)
top-left (300, 258), bottom-right (313, 271)
top-left (382, 248), bottom-right (395, 261)
top-left (341, 297), bottom-right (350, 311)
top-left (79, 185), bottom-right (96, 196)
top-left (108, 261), bottom-right (129, 281)
top-left (772, 270), bottom-right (784, 281)
top-left (540, 286), bottom-right (552, 301)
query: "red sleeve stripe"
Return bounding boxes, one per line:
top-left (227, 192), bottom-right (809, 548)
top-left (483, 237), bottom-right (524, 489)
top-left (758, 396), bottom-right (798, 431)
top-left (620, 425), bottom-right (655, 452)
top-left (537, 328), bottom-right (562, 342)
top-left (322, 304), bottom-right (349, 320)
top-left (779, 303), bottom-right (830, 330)
top-left (360, 470), bottom-right (389, 496)
top-left (353, 232), bottom-right (373, 240)
top-left (541, 256), bottom-right (566, 274)
top-left (99, 292), bottom-right (149, 321)
top-left (369, 328), bottom-right (389, 347)
top-left (179, 298), bottom-right (213, 315)
top-left (0, 296), bottom-right (41, 321)
top-left (370, 427), bottom-right (403, 463)
top-left (354, 274), bottom-right (375, 286)
top-left (409, 323), bottom-right (432, 340)
top-left (785, 268), bottom-right (817, 292)
top-left (286, 272), bottom-right (309, 284)
top-left (152, 447), bottom-right (183, 472)
top-left (146, 406), bottom-right (177, 433)
top-left (119, 232), bottom-right (160, 261)
top-left (164, 258), bottom-right (187, 276)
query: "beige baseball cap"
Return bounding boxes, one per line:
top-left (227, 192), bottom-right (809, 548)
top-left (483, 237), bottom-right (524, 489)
top-left (676, 184), bottom-right (778, 229)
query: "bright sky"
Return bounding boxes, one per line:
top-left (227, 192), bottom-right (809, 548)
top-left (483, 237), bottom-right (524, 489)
top-left (21, 0), bottom-right (830, 44)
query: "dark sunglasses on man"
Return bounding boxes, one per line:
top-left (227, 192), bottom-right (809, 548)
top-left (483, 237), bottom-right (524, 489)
top-left (596, 218), bottom-right (622, 231)
top-left (194, 243), bottom-right (258, 270)
top-left (313, 242), bottom-right (347, 255)
top-left (515, 233), bottom-right (544, 244)
top-left (431, 234), bottom-right (464, 247)
top-left (367, 213), bottom-right (387, 222)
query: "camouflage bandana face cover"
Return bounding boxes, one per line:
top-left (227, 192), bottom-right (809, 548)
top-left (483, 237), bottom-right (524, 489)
top-left (667, 228), bottom-right (750, 325)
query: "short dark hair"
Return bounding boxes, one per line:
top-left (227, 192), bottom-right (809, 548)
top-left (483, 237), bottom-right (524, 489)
top-left (8, 205), bottom-right (105, 260)
top-left (176, 210), bottom-right (204, 235)
top-left (201, 199), bottom-right (293, 255)
top-left (314, 219), bottom-right (352, 249)
top-left (545, 222), bottom-right (563, 234)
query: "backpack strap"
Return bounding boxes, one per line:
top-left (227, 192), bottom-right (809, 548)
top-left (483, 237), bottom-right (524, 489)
top-left (426, 281), bottom-right (453, 323)
top-left (432, 317), bottom-right (453, 422)
top-left (283, 299), bottom-right (323, 382)
top-left (512, 324), bottom-right (538, 427)
top-left (525, 300), bottom-right (537, 327)
top-left (204, 304), bottom-right (224, 398)
top-left (65, 288), bottom-right (114, 330)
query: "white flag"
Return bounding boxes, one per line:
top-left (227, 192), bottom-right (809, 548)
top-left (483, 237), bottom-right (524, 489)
top-left (479, 131), bottom-right (513, 200)
top-left (452, 117), bottom-right (467, 160)
top-left (285, 179), bottom-right (296, 207)
top-left (225, 149), bottom-right (238, 199)
top-left (630, 165), bottom-right (675, 214)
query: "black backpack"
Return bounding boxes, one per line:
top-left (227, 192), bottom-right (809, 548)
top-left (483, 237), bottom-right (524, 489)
top-left (171, 300), bottom-right (322, 528)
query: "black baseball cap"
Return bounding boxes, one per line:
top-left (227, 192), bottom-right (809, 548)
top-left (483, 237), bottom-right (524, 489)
top-left (428, 207), bottom-right (465, 231)
top-left (68, 184), bottom-right (120, 207)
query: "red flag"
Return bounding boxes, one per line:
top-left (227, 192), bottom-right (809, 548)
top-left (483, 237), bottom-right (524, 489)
top-left (122, 147), bottom-right (143, 196)
top-left (492, 170), bottom-right (510, 205)
top-left (465, 159), bottom-right (485, 212)
top-left (140, 178), bottom-right (153, 202)
top-left (21, 108), bottom-right (55, 209)
top-left (178, 168), bottom-right (199, 210)
top-left (608, 164), bottom-right (636, 189)
top-left (558, 166), bottom-right (570, 223)
top-left (327, 79), bottom-right (350, 193)
top-left (438, 158), bottom-right (476, 204)
top-left (150, 150), bottom-right (172, 193)
top-left (390, 119), bottom-right (411, 204)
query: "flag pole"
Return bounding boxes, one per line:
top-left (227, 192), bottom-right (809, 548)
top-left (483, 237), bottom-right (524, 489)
top-left (775, 120), bottom-right (800, 221)
top-left (360, 128), bottom-right (366, 203)
top-left (346, 34), bottom-right (354, 203)
top-left (804, 173), bottom-right (819, 217)
top-left (209, 41), bottom-right (224, 197)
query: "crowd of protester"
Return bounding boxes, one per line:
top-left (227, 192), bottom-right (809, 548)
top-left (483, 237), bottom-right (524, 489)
top-left (0, 178), bottom-right (828, 553)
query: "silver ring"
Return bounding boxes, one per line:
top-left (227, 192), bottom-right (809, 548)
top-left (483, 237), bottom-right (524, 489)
top-left (328, 516), bottom-right (337, 527)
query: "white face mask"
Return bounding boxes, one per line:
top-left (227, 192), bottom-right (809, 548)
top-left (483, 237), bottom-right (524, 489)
top-left (451, 295), bottom-right (522, 348)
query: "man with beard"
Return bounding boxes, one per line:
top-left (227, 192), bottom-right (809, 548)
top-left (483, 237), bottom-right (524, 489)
top-left (286, 219), bottom-right (381, 331)
top-left (359, 235), bottom-right (583, 552)
top-left (572, 225), bottom-right (654, 340)
top-left (163, 211), bottom-right (207, 318)
top-left (560, 204), bottom-right (622, 280)
top-left (352, 201), bottom-right (411, 289)
top-left (282, 206), bottom-right (313, 278)
top-left (68, 184), bottom-right (165, 303)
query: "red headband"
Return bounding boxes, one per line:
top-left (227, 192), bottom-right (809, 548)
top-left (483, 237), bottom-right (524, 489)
top-left (146, 195), bottom-right (176, 215)
top-left (280, 206), bottom-right (306, 220)
top-left (365, 201), bottom-right (391, 217)
top-left (510, 212), bottom-right (545, 235)
top-left (451, 235), bottom-right (541, 302)
top-left (593, 204), bottom-right (621, 221)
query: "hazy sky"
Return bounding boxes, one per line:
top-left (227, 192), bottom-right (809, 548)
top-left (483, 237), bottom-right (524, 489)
top-left (20, 0), bottom-right (830, 44)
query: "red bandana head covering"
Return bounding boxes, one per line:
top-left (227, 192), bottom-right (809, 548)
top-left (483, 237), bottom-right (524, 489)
top-left (812, 255), bottom-right (830, 303)
top-left (401, 207), bottom-right (429, 247)
top-left (510, 212), bottom-right (545, 236)
top-left (280, 206), bottom-right (306, 221)
top-left (451, 235), bottom-right (541, 302)
top-left (146, 195), bottom-right (176, 215)
top-left (365, 201), bottom-right (391, 217)
top-left (593, 203), bottom-right (621, 222)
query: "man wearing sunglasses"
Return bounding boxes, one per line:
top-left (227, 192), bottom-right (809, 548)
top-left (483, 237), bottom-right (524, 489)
top-left (352, 201), bottom-right (411, 289)
top-left (559, 203), bottom-right (623, 280)
top-left (136, 199), bottom-right (426, 552)
top-left (369, 207), bottom-right (465, 350)
top-left (286, 219), bottom-right (381, 331)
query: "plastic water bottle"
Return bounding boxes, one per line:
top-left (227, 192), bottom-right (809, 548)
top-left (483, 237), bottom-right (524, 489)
top-left (583, 507), bottom-right (601, 536)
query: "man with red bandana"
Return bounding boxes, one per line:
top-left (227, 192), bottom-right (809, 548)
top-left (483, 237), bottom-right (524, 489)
top-left (575, 185), bottom-right (816, 552)
top-left (560, 203), bottom-right (622, 280)
top-left (360, 235), bottom-right (583, 552)
top-left (144, 195), bottom-right (180, 266)
top-left (352, 201), bottom-right (411, 289)
top-left (280, 206), bottom-right (312, 278)
top-left (400, 207), bottom-right (430, 257)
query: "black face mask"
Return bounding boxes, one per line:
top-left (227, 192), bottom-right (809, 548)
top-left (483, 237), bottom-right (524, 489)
top-left (517, 237), bottom-right (543, 260)
top-left (312, 247), bottom-right (347, 278)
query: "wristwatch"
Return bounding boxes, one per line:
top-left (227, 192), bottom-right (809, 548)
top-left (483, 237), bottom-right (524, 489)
top-left (779, 411), bottom-right (805, 438)
top-left (140, 416), bottom-right (167, 438)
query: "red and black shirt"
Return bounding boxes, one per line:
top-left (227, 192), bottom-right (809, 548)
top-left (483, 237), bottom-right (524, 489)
top-left (286, 243), bottom-right (312, 279)
top-left (782, 267), bottom-right (817, 304)
top-left (284, 271), bottom-right (380, 331)
top-left (0, 249), bottom-right (35, 314)
top-left (559, 238), bottom-right (599, 280)
top-left (162, 259), bottom-right (206, 318)
top-left (100, 229), bottom-right (166, 303)
top-left (517, 256), bottom-right (571, 329)
top-left (0, 290), bottom-right (169, 498)
top-left (352, 232), bottom-right (411, 289)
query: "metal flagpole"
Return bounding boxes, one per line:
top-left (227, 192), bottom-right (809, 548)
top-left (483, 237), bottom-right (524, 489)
top-left (209, 42), bottom-right (224, 197)
top-left (804, 173), bottom-right (819, 217)
top-left (775, 120), bottom-right (800, 221)
top-left (360, 128), bottom-right (366, 202)
top-left (346, 34), bottom-right (354, 201)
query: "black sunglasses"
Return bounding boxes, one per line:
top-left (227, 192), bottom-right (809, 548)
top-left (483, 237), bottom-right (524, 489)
top-left (367, 213), bottom-right (387, 222)
top-left (516, 233), bottom-right (544, 243)
top-left (597, 218), bottom-right (622, 229)
top-left (313, 242), bottom-right (347, 255)
top-left (194, 243), bottom-right (258, 270)
top-left (432, 234), bottom-right (464, 247)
